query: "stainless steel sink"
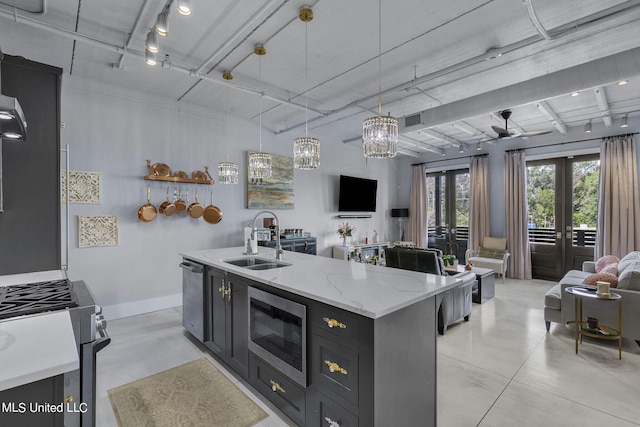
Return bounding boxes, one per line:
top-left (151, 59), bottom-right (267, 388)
top-left (222, 257), bottom-right (291, 270)
top-left (245, 262), bottom-right (291, 270)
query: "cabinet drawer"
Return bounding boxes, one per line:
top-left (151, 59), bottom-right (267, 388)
top-left (249, 355), bottom-right (306, 426)
top-left (311, 305), bottom-right (359, 345)
top-left (312, 334), bottom-right (359, 407)
top-left (309, 390), bottom-right (358, 427)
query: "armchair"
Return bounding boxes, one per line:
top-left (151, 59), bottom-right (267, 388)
top-left (465, 236), bottom-right (510, 283)
top-left (385, 246), bottom-right (475, 334)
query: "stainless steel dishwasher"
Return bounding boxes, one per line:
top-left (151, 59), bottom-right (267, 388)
top-left (180, 259), bottom-right (205, 342)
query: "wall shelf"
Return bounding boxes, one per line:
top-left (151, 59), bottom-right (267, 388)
top-left (144, 160), bottom-right (214, 185)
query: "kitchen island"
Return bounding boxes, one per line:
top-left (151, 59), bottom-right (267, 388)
top-left (181, 246), bottom-right (463, 427)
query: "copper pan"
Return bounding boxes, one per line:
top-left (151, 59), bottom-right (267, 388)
top-left (174, 187), bottom-right (186, 212)
top-left (203, 188), bottom-right (222, 224)
top-left (159, 186), bottom-right (176, 216)
top-left (137, 185), bottom-right (157, 222)
top-left (187, 188), bottom-right (204, 218)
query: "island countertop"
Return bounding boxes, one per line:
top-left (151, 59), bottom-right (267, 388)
top-left (181, 246), bottom-right (462, 319)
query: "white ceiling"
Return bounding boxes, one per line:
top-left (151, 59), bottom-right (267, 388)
top-left (1, 0), bottom-right (640, 157)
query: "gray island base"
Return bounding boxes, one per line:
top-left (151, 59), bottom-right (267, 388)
top-left (181, 246), bottom-right (462, 427)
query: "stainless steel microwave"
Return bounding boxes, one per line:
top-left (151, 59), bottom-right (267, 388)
top-left (247, 287), bottom-right (307, 387)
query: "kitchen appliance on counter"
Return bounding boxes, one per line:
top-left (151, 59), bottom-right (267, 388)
top-left (0, 274), bottom-right (110, 427)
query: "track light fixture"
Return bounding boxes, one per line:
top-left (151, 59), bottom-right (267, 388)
top-left (476, 142), bottom-right (482, 151)
top-left (155, 10), bottom-right (169, 36)
top-left (617, 80), bottom-right (629, 86)
top-left (145, 49), bottom-right (157, 66)
top-left (145, 31), bottom-right (158, 53)
top-left (584, 120), bottom-right (592, 133)
top-left (177, 0), bottom-right (191, 16)
top-left (570, 91), bottom-right (580, 97)
top-left (621, 114), bottom-right (629, 128)
top-left (440, 147), bottom-right (446, 156)
top-left (459, 144), bottom-right (465, 154)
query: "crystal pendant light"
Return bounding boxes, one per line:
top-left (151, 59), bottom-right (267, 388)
top-left (249, 45), bottom-right (272, 181)
top-left (362, 0), bottom-right (398, 158)
top-left (293, 7), bottom-right (320, 170)
top-left (218, 80), bottom-right (239, 184)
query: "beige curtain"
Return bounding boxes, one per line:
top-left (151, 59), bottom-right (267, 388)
top-left (469, 155), bottom-right (490, 251)
top-left (504, 151), bottom-right (532, 279)
top-left (409, 164), bottom-right (428, 248)
top-left (596, 135), bottom-right (640, 259)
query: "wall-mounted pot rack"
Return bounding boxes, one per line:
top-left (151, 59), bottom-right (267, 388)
top-left (143, 160), bottom-right (214, 185)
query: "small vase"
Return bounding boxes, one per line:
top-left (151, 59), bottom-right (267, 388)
top-left (341, 236), bottom-right (347, 246)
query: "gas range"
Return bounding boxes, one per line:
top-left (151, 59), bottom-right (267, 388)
top-left (0, 279), bottom-right (78, 320)
top-left (0, 271), bottom-right (109, 427)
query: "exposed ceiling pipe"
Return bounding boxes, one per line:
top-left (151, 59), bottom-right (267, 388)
top-left (115, 0), bottom-right (153, 69)
top-left (195, 0), bottom-right (281, 74)
top-left (276, 0), bottom-right (640, 135)
top-left (0, 0), bottom-right (46, 15)
top-left (0, 6), bottom-right (325, 117)
top-left (522, 0), bottom-right (552, 40)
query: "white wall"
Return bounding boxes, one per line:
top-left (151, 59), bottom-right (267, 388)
top-left (59, 76), bottom-right (404, 319)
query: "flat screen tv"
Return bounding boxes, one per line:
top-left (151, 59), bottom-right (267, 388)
top-left (338, 175), bottom-right (377, 212)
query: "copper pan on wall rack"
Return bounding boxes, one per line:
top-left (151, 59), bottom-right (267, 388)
top-left (159, 186), bottom-right (176, 216)
top-left (137, 185), bottom-right (157, 222)
top-left (203, 188), bottom-right (222, 224)
top-left (187, 188), bottom-right (204, 219)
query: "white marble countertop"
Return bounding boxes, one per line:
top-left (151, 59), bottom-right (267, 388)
top-left (181, 246), bottom-right (462, 319)
top-left (0, 310), bottom-right (79, 391)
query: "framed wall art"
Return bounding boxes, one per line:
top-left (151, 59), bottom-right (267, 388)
top-left (246, 152), bottom-right (294, 210)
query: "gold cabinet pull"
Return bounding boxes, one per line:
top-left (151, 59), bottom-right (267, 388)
top-left (324, 416), bottom-right (340, 427)
top-left (323, 317), bottom-right (347, 329)
top-left (226, 282), bottom-right (232, 302)
top-left (64, 396), bottom-right (73, 403)
top-left (324, 360), bottom-right (347, 375)
top-left (270, 380), bottom-right (285, 393)
top-left (219, 278), bottom-right (226, 299)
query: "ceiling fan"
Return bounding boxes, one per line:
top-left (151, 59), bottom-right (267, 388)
top-left (491, 109), bottom-right (552, 139)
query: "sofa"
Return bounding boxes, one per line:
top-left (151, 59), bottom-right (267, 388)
top-left (544, 251), bottom-right (640, 343)
top-left (385, 246), bottom-right (477, 334)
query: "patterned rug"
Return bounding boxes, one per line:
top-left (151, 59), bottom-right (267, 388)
top-left (107, 358), bottom-right (268, 427)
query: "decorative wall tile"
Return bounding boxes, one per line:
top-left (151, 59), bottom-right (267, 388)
top-left (61, 170), bottom-right (102, 203)
top-left (78, 215), bottom-right (118, 248)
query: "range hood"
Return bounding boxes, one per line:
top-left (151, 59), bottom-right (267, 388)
top-left (0, 94), bottom-right (27, 141)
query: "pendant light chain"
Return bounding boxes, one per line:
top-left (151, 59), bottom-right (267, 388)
top-left (361, 0), bottom-right (398, 158)
top-left (259, 54), bottom-right (263, 152)
top-left (248, 45), bottom-right (272, 181)
top-left (293, 7), bottom-right (320, 170)
top-left (218, 77), bottom-right (239, 184)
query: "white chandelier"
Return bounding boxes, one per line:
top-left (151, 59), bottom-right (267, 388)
top-left (218, 83), bottom-right (239, 184)
top-left (293, 7), bottom-right (320, 170)
top-left (248, 45), bottom-right (272, 180)
top-left (362, 0), bottom-right (398, 159)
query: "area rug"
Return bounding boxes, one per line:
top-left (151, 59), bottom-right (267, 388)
top-left (107, 358), bottom-right (268, 427)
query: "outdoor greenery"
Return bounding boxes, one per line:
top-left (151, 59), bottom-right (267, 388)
top-left (527, 160), bottom-right (600, 229)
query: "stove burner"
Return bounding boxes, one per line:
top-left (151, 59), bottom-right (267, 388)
top-left (0, 279), bottom-right (78, 320)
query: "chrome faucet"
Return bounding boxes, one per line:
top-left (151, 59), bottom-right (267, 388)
top-left (250, 210), bottom-right (284, 261)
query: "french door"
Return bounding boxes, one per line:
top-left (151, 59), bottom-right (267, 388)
top-left (425, 169), bottom-right (469, 260)
top-left (527, 155), bottom-right (600, 280)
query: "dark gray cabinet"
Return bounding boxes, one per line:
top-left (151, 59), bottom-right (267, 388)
top-left (0, 56), bottom-right (62, 275)
top-left (203, 270), bottom-right (437, 427)
top-left (260, 237), bottom-right (317, 255)
top-left (204, 267), bottom-right (249, 378)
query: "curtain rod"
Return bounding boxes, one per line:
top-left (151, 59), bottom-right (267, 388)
top-left (504, 132), bottom-right (638, 153)
top-left (411, 153), bottom-right (488, 167)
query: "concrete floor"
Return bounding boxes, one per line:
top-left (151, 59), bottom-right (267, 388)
top-left (96, 277), bottom-right (640, 426)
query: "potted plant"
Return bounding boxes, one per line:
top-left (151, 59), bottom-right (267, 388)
top-left (442, 255), bottom-right (458, 269)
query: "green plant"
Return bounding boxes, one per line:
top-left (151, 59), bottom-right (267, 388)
top-left (441, 255), bottom-right (456, 266)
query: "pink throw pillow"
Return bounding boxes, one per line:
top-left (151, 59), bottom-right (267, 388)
top-left (595, 255), bottom-right (620, 273)
top-left (600, 262), bottom-right (618, 276)
top-left (583, 272), bottom-right (618, 288)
